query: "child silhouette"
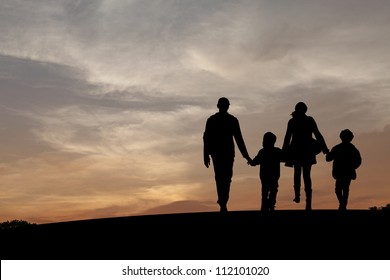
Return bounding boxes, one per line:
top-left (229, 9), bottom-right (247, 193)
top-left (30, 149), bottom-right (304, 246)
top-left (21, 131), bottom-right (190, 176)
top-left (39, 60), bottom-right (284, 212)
top-left (326, 129), bottom-right (362, 210)
top-left (250, 132), bottom-right (284, 211)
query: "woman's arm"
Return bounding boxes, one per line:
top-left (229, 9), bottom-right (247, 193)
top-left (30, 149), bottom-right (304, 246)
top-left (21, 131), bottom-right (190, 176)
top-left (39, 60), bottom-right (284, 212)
top-left (282, 120), bottom-right (293, 151)
top-left (311, 117), bottom-right (329, 154)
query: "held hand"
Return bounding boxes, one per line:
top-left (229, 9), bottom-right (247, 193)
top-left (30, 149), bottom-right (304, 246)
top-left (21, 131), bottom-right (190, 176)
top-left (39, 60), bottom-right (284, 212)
top-left (204, 157), bottom-right (210, 168)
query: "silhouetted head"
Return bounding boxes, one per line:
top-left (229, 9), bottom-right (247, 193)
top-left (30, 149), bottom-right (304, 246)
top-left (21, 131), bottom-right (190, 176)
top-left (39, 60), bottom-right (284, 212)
top-left (263, 131), bottom-right (277, 148)
top-left (217, 97), bottom-right (230, 112)
top-left (293, 102), bottom-right (308, 115)
top-left (340, 129), bottom-right (354, 143)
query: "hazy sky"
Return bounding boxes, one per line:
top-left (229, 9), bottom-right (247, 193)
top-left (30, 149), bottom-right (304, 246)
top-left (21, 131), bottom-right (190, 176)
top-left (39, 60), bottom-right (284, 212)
top-left (1, 0), bottom-right (389, 224)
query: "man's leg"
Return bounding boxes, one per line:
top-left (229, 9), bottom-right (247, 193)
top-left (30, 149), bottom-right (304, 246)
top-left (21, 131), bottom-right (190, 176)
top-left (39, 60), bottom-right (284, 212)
top-left (213, 158), bottom-right (233, 212)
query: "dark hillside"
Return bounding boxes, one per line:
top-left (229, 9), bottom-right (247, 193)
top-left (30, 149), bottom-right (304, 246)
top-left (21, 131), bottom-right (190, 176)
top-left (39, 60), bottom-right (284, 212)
top-left (1, 210), bottom-right (388, 260)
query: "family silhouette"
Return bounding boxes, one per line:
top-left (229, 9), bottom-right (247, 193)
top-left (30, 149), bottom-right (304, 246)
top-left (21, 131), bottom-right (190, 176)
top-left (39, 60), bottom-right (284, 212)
top-left (203, 98), bottom-right (362, 212)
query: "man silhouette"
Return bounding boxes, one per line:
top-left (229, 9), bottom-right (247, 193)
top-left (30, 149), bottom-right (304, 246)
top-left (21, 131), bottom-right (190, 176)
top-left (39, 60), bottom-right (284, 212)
top-left (203, 97), bottom-right (251, 212)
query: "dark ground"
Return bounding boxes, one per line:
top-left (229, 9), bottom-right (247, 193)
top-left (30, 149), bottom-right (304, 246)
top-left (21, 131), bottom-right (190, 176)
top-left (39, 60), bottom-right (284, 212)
top-left (1, 210), bottom-right (389, 260)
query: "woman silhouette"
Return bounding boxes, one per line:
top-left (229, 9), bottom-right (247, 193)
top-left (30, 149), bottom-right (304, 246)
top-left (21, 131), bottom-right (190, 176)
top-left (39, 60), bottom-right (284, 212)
top-left (282, 102), bottom-right (329, 210)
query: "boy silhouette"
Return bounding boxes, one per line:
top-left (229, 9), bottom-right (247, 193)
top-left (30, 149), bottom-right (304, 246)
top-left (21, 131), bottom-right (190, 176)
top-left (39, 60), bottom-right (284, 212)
top-left (326, 129), bottom-right (362, 210)
top-left (250, 131), bottom-right (284, 211)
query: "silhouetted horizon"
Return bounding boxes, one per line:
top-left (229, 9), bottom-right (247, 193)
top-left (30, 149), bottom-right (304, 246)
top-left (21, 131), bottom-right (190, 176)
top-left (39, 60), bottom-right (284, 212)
top-left (1, 209), bottom-right (389, 260)
top-left (1, 207), bottom-right (387, 226)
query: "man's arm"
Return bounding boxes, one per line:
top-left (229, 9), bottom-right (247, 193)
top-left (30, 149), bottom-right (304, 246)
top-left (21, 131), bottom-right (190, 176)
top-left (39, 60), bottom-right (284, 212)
top-left (233, 118), bottom-right (251, 161)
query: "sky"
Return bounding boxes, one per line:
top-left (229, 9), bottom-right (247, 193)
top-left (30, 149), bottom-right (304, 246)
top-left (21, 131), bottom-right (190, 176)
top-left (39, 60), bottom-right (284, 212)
top-left (0, 0), bottom-right (389, 224)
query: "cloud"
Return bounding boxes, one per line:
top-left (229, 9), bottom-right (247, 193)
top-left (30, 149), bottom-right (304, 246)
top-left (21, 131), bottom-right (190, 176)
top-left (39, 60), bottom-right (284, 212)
top-left (1, 0), bottom-right (389, 105)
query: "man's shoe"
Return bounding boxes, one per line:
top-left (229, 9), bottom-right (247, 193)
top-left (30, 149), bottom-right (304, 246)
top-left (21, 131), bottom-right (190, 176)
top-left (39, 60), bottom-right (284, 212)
top-left (293, 197), bottom-right (300, 203)
top-left (220, 205), bottom-right (228, 213)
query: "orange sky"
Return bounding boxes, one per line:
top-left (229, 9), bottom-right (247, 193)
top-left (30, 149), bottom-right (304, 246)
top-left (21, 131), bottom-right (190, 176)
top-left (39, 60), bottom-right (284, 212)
top-left (1, 0), bottom-right (389, 224)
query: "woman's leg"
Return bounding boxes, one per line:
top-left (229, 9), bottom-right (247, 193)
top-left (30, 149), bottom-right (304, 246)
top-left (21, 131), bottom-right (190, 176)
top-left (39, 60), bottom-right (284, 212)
top-left (293, 164), bottom-right (302, 203)
top-left (302, 164), bottom-right (312, 210)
